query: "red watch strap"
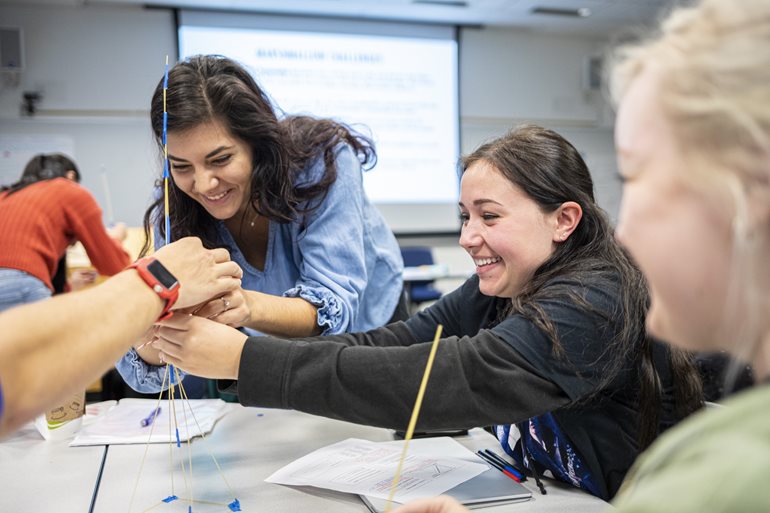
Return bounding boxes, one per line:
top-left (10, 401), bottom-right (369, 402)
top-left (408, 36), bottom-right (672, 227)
top-left (127, 257), bottom-right (179, 321)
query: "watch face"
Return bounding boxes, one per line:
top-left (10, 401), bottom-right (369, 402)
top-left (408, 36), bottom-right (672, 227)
top-left (147, 259), bottom-right (179, 289)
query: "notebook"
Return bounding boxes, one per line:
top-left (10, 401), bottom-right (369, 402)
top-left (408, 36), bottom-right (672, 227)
top-left (360, 467), bottom-right (533, 513)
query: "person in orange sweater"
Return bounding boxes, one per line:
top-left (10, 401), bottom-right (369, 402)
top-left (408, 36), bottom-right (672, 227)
top-left (0, 153), bottom-right (130, 312)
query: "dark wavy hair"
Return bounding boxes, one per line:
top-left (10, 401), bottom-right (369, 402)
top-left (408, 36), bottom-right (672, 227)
top-left (462, 125), bottom-right (702, 449)
top-left (1, 153), bottom-right (81, 196)
top-left (141, 54), bottom-right (376, 254)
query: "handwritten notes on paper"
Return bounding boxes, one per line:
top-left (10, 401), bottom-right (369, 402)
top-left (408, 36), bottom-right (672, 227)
top-left (266, 437), bottom-right (486, 503)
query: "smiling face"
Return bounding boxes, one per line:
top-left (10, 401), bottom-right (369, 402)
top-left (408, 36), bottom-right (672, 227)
top-left (459, 160), bottom-right (558, 298)
top-left (167, 119), bottom-right (254, 221)
top-left (614, 67), bottom-right (734, 352)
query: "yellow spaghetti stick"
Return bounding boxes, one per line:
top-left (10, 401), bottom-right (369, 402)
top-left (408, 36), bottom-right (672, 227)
top-left (383, 324), bottom-right (443, 513)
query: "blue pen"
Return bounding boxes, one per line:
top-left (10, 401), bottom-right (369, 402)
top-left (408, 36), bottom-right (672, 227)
top-left (140, 407), bottom-right (161, 427)
top-left (483, 449), bottom-right (526, 481)
top-left (476, 451), bottom-right (521, 483)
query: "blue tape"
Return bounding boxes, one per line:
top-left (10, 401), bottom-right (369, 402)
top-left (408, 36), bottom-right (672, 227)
top-left (228, 498), bottom-right (241, 511)
top-left (162, 112), bottom-right (168, 145)
top-left (162, 495), bottom-right (178, 503)
top-left (175, 427), bottom-right (181, 448)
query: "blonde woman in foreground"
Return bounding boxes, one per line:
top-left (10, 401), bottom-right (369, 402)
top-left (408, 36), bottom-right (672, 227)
top-left (606, 0), bottom-right (770, 509)
top-left (395, 0), bottom-right (770, 511)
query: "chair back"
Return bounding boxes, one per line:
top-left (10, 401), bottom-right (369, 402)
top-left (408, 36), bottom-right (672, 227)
top-left (400, 246), bottom-right (442, 307)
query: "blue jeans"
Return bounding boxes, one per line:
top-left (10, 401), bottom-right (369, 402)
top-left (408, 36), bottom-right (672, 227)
top-left (0, 269), bottom-right (51, 313)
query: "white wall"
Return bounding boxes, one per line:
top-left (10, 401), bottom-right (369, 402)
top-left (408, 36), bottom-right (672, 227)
top-left (0, 3), bottom-right (620, 234)
top-left (459, 27), bottom-right (620, 221)
top-left (0, 4), bottom-right (175, 225)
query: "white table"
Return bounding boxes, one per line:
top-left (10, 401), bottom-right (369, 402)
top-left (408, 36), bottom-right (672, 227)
top-left (0, 422), bottom-right (106, 513)
top-left (92, 405), bottom-right (612, 513)
top-left (93, 405), bottom-right (394, 513)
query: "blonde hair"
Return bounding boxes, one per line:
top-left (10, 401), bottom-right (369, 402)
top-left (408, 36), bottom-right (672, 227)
top-left (609, 0), bottom-right (770, 373)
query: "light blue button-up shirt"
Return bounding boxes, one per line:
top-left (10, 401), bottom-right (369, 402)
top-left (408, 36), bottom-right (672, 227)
top-left (117, 144), bottom-right (403, 393)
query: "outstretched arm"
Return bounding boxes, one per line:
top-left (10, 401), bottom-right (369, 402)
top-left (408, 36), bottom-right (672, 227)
top-left (0, 237), bottom-right (241, 437)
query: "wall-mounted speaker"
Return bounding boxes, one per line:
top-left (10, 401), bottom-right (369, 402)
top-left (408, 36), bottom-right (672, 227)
top-left (0, 27), bottom-right (24, 71)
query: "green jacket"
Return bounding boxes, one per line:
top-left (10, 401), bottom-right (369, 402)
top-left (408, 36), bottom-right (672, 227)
top-left (612, 385), bottom-right (770, 512)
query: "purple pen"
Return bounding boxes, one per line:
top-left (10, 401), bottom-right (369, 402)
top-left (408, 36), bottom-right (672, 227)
top-left (140, 407), bottom-right (161, 427)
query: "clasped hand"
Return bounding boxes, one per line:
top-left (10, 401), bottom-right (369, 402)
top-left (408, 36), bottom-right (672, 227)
top-left (189, 288), bottom-right (251, 328)
top-left (144, 287), bottom-right (252, 378)
top-left (151, 313), bottom-right (248, 380)
top-left (135, 288), bottom-right (250, 378)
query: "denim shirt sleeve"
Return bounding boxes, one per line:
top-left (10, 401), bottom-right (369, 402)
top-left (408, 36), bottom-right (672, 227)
top-left (115, 348), bottom-right (184, 393)
top-left (283, 145), bottom-right (370, 334)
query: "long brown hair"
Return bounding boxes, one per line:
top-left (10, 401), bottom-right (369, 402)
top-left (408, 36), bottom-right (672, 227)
top-left (462, 125), bottom-right (702, 449)
top-left (141, 55), bottom-right (375, 254)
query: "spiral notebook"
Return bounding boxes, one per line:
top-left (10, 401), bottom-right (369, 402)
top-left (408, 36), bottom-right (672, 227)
top-left (360, 466), bottom-right (532, 513)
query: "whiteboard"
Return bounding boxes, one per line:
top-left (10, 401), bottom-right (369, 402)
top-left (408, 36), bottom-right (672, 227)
top-left (178, 11), bottom-right (460, 234)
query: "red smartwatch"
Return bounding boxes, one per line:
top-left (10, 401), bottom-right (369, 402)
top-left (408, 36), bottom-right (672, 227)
top-left (128, 256), bottom-right (180, 320)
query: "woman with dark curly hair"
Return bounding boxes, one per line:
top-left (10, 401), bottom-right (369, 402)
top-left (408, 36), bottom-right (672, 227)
top-left (118, 55), bottom-right (404, 392)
